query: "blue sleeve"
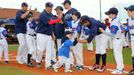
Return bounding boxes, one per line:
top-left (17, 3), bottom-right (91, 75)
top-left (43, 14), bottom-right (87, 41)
top-left (40, 14), bottom-right (51, 25)
top-left (86, 28), bottom-right (97, 43)
top-left (84, 27), bottom-right (90, 35)
top-left (16, 11), bottom-right (23, 20)
top-left (110, 25), bottom-right (119, 34)
top-left (67, 21), bottom-right (72, 27)
top-left (76, 24), bottom-right (82, 34)
top-left (65, 40), bottom-right (73, 46)
top-left (2, 30), bottom-right (8, 37)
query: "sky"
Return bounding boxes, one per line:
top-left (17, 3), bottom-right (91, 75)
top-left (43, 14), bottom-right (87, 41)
top-left (0, 0), bottom-right (134, 22)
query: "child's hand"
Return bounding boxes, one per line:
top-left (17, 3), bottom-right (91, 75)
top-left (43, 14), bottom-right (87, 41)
top-left (99, 28), bottom-right (105, 33)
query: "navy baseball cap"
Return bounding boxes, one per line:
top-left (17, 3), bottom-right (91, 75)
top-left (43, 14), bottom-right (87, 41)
top-left (21, 2), bottom-right (28, 7)
top-left (124, 5), bottom-right (134, 11)
top-left (65, 31), bottom-right (73, 35)
top-left (72, 11), bottom-right (81, 19)
top-left (54, 6), bottom-right (63, 11)
top-left (45, 2), bottom-right (53, 7)
top-left (62, 0), bottom-right (71, 5)
top-left (105, 7), bottom-right (118, 15)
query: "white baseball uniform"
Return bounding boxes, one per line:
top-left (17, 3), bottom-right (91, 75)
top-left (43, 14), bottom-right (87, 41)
top-left (26, 21), bottom-right (37, 60)
top-left (0, 27), bottom-right (9, 61)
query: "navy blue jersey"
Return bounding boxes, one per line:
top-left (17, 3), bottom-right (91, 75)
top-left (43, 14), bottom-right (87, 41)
top-left (15, 10), bottom-right (28, 34)
top-left (36, 10), bottom-right (54, 35)
top-left (64, 8), bottom-right (78, 27)
top-left (53, 14), bottom-right (65, 39)
top-left (86, 18), bottom-right (106, 43)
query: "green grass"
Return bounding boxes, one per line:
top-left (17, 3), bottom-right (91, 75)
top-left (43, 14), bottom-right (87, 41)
top-left (8, 45), bottom-right (18, 51)
top-left (0, 66), bottom-right (38, 75)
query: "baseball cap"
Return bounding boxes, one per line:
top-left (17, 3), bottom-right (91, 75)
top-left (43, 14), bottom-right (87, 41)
top-left (21, 2), bottom-right (28, 7)
top-left (64, 31), bottom-right (73, 35)
top-left (72, 11), bottom-right (81, 19)
top-left (45, 2), bottom-right (53, 7)
top-left (124, 5), bottom-right (134, 11)
top-left (105, 7), bottom-right (118, 15)
top-left (54, 6), bottom-right (63, 11)
top-left (62, 0), bottom-right (71, 5)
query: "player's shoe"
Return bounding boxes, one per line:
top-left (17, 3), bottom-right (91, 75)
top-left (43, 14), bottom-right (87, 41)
top-left (53, 68), bottom-right (58, 72)
top-left (128, 69), bottom-right (134, 75)
top-left (27, 63), bottom-right (34, 67)
top-left (89, 64), bottom-right (100, 71)
top-left (76, 65), bottom-right (84, 70)
top-left (4, 61), bottom-right (9, 64)
top-left (64, 69), bottom-right (73, 73)
top-left (46, 66), bottom-right (53, 70)
top-left (96, 65), bottom-right (106, 72)
top-left (111, 69), bottom-right (123, 74)
top-left (36, 63), bottom-right (42, 68)
top-left (17, 60), bottom-right (24, 64)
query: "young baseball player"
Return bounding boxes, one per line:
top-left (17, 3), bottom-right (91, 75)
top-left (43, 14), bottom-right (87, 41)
top-left (0, 21), bottom-right (9, 64)
top-left (124, 5), bottom-right (134, 75)
top-left (26, 12), bottom-right (37, 67)
top-left (77, 15), bottom-right (109, 72)
top-left (53, 31), bottom-right (73, 73)
top-left (100, 7), bottom-right (124, 74)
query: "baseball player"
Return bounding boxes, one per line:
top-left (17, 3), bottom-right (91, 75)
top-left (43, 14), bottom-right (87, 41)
top-left (36, 2), bottom-right (62, 69)
top-left (62, 0), bottom-right (78, 67)
top-left (53, 31), bottom-right (74, 73)
top-left (0, 21), bottom-right (9, 64)
top-left (54, 6), bottom-right (65, 50)
top-left (100, 7), bottom-right (124, 74)
top-left (124, 5), bottom-right (134, 75)
top-left (15, 2), bottom-right (30, 64)
top-left (77, 15), bottom-right (109, 72)
top-left (26, 12), bottom-right (37, 67)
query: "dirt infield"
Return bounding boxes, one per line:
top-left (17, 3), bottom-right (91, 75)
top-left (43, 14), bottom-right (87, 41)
top-left (0, 49), bottom-right (131, 75)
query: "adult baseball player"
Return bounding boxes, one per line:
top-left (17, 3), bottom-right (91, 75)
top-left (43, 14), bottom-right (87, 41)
top-left (36, 2), bottom-right (62, 70)
top-left (78, 15), bottom-right (109, 72)
top-left (15, 2), bottom-right (30, 64)
top-left (0, 21), bottom-right (9, 64)
top-left (124, 5), bottom-right (134, 75)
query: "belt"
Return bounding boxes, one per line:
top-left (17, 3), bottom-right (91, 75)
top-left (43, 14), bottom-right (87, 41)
top-left (131, 34), bottom-right (134, 36)
top-left (28, 34), bottom-right (36, 36)
top-left (0, 38), bottom-right (3, 40)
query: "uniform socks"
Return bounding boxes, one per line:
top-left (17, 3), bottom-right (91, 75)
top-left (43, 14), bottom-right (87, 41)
top-left (132, 57), bottom-right (134, 70)
top-left (95, 54), bottom-right (101, 65)
top-left (27, 54), bottom-right (32, 64)
top-left (102, 54), bottom-right (106, 66)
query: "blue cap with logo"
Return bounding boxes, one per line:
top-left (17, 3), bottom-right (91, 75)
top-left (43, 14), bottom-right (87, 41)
top-left (45, 2), bottom-right (53, 7)
top-left (125, 5), bottom-right (134, 11)
top-left (105, 7), bottom-right (118, 15)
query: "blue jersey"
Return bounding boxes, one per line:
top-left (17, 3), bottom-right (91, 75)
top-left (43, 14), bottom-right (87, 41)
top-left (15, 10), bottom-right (28, 34)
top-left (58, 39), bottom-right (73, 58)
top-left (85, 18), bottom-right (106, 43)
top-left (36, 10), bottom-right (54, 35)
top-left (0, 27), bottom-right (8, 39)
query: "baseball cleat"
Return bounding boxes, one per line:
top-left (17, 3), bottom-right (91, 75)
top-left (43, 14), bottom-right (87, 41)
top-left (64, 69), bottom-right (73, 73)
top-left (27, 63), bottom-right (34, 67)
top-left (4, 61), bottom-right (9, 64)
top-left (46, 66), bottom-right (53, 70)
top-left (111, 69), bottom-right (123, 74)
top-left (53, 68), bottom-right (58, 72)
top-left (36, 63), bottom-right (42, 68)
top-left (128, 69), bottom-right (134, 75)
top-left (76, 65), bottom-right (84, 70)
top-left (96, 65), bottom-right (106, 72)
top-left (89, 64), bottom-right (100, 71)
top-left (17, 61), bottom-right (24, 64)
